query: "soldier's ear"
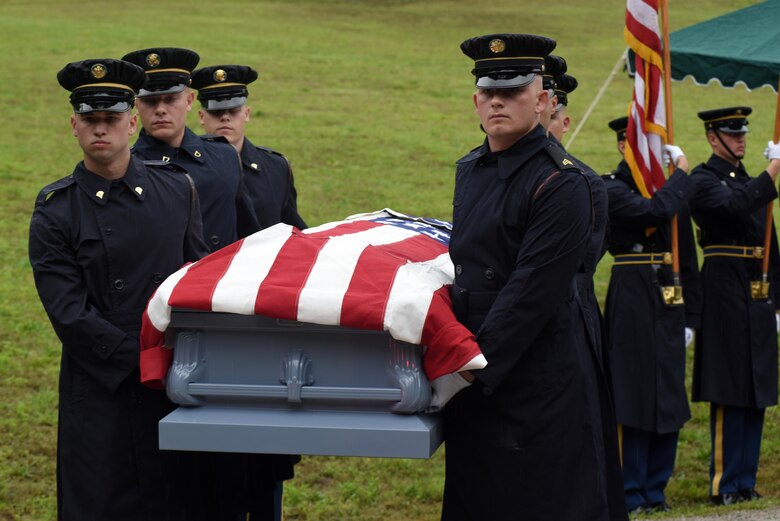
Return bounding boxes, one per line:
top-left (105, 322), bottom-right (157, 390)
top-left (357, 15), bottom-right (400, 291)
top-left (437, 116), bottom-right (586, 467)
top-left (70, 115), bottom-right (78, 137)
top-left (128, 113), bottom-right (138, 137)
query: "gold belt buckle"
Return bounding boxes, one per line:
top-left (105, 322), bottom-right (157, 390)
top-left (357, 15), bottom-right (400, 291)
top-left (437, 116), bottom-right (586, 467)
top-left (662, 285), bottom-right (684, 305)
top-left (751, 280), bottom-right (770, 300)
top-left (662, 252), bottom-right (673, 265)
top-left (752, 247), bottom-right (764, 259)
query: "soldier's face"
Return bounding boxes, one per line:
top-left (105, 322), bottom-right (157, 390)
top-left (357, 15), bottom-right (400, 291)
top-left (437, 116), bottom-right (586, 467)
top-left (135, 90), bottom-right (194, 145)
top-left (548, 106), bottom-right (570, 142)
top-left (473, 77), bottom-right (547, 151)
top-left (71, 110), bottom-right (137, 164)
top-left (198, 106), bottom-right (250, 147)
top-left (708, 130), bottom-right (746, 161)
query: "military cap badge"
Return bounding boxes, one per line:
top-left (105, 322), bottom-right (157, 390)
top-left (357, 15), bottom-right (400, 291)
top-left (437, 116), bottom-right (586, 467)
top-left (489, 39), bottom-right (506, 53)
top-left (214, 69), bottom-right (227, 82)
top-left (90, 63), bottom-right (107, 79)
top-left (146, 53), bottom-right (161, 68)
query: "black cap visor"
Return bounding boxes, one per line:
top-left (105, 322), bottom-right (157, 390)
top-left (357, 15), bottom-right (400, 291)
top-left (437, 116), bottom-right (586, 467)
top-left (476, 71), bottom-right (537, 89)
top-left (202, 95), bottom-right (247, 111)
top-left (70, 89), bottom-right (134, 114)
top-left (715, 120), bottom-right (749, 134)
top-left (137, 82), bottom-right (188, 98)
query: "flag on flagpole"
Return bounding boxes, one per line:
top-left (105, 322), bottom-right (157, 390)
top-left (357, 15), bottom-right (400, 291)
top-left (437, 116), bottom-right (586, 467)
top-left (140, 209), bottom-right (487, 409)
top-left (624, 0), bottom-right (668, 198)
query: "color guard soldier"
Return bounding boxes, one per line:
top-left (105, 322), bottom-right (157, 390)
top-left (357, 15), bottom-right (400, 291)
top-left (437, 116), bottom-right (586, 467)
top-left (443, 34), bottom-right (627, 521)
top-left (191, 64), bottom-right (306, 230)
top-left (689, 107), bottom-right (780, 505)
top-left (190, 63), bottom-right (302, 521)
top-left (29, 58), bottom-right (208, 521)
top-left (548, 72), bottom-right (577, 143)
top-left (602, 116), bottom-right (701, 514)
top-left (122, 47), bottom-right (259, 252)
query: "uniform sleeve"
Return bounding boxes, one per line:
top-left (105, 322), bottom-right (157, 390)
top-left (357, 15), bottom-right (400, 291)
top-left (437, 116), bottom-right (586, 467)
top-left (281, 159), bottom-right (307, 229)
top-left (183, 176), bottom-right (209, 262)
top-left (29, 206), bottom-right (138, 392)
top-left (690, 169), bottom-right (777, 216)
top-left (606, 168), bottom-right (695, 227)
top-left (678, 207), bottom-right (702, 328)
top-left (473, 169), bottom-right (592, 390)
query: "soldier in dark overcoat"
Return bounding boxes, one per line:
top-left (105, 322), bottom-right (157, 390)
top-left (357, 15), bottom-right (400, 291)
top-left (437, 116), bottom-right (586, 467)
top-left (191, 63), bottom-right (304, 521)
top-left (29, 58), bottom-right (208, 521)
top-left (688, 107), bottom-right (780, 505)
top-left (442, 34), bottom-right (627, 521)
top-left (192, 64), bottom-right (306, 232)
top-left (122, 48), bottom-right (260, 252)
top-left (602, 117), bottom-right (702, 514)
top-left (544, 66), bottom-right (626, 517)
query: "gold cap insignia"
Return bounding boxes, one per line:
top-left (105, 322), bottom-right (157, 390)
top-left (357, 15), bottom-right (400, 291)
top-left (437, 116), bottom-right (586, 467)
top-left (135, 187), bottom-right (143, 195)
top-left (146, 53), bottom-right (161, 68)
top-left (214, 69), bottom-right (228, 82)
top-left (736, 109), bottom-right (743, 115)
top-left (96, 190), bottom-right (104, 199)
top-left (489, 39), bottom-right (505, 54)
top-left (90, 63), bottom-right (107, 79)
top-left (194, 150), bottom-right (202, 158)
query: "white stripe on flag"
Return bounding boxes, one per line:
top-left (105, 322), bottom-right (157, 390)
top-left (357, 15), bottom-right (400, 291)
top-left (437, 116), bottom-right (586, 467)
top-left (147, 263), bottom-right (194, 333)
top-left (211, 224), bottom-right (293, 314)
top-left (297, 224), bottom-right (418, 324)
top-left (384, 253), bottom-right (453, 344)
top-left (627, 0), bottom-right (661, 36)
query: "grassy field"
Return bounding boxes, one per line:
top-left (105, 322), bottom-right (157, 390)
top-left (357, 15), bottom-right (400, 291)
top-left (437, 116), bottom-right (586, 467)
top-left (1, 0), bottom-right (779, 519)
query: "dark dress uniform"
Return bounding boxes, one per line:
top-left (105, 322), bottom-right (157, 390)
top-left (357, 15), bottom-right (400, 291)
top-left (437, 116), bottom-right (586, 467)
top-left (689, 152), bottom-right (780, 499)
top-left (132, 127), bottom-right (258, 251)
top-left (603, 159), bottom-right (701, 511)
top-left (240, 138), bottom-right (306, 230)
top-left (443, 124), bottom-right (625, 521)
top-left (29, 156), bottom-right (208, 521)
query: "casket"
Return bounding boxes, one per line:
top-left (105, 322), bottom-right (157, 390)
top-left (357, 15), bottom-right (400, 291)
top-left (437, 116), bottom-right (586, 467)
top-left (159, 308), bottom-right (443, 459)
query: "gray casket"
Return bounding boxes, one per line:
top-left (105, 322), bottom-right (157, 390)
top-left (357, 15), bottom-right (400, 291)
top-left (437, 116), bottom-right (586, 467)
top-left (159, 309), bottom-right (443, 459)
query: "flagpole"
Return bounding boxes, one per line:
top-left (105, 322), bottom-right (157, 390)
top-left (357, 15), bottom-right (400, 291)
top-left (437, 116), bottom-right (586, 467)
top-left (660, 0), bottom-right (682, 299)
top-left (761, 75), bottom-right (780, 291)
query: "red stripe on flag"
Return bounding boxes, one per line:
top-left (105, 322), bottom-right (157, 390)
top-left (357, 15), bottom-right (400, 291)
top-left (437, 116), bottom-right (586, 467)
top-left (420, 287), bottom-right (481, 380)
top-left (625, 11), bottom-right (661, 54)
top-left (168, 239), bottom-right (244, 311)
top-left (340, 234), bottom-right (446, 330)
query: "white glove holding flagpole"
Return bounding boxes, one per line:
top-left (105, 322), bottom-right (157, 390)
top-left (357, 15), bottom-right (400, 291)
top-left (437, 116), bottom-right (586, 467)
top-left (685, 327), bottom-right (694, 348)
top-left (662, 144), bottom-right (685, 168)
top-left (764, 141), bottom-right (780, 161)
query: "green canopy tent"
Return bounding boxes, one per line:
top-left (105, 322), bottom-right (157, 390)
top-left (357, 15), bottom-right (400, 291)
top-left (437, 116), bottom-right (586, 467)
top-left (667, 0), bottom-right (780, 293)
top-left (669, 0), bottom-right (780, 93)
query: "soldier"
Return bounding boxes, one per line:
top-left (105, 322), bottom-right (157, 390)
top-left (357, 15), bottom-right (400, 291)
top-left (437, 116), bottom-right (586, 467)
top-left (689, 107), bottom-right (780, 505)
top-left (122, 47), bottom-right (259, 252)
top-left (190, 64), bottom-right (302, 521)
top-left (602, 116), bottom-right (702, 514)
top-left (191, 64), bottom-right (306, 230)
top-left (548, 73), bottom-right (577, 143)
top-left (29, 58), bottom-right (208, 521)
top-left (443, 33), bottom-right (627, 521)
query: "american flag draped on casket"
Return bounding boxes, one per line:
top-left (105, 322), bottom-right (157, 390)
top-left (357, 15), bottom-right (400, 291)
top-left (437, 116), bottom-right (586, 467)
top-left (140, 209), bottom-right (486, 409)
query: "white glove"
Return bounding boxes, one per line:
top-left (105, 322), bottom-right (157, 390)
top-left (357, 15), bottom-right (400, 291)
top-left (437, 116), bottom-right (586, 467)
top-left (764, 141), bottom-right (780, 161)
top-left (685, 327), bottom-right (694, 348)
top-left (662, 144), bottom-right (685, 168)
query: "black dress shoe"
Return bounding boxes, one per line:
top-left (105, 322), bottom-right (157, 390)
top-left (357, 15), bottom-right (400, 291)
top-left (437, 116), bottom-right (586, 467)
top-left (739, 488), bottom-right (762, 501)
top-left (645, 501), bottom-right (672, 513)
top-left (711, 492), bottom-right (743, 506)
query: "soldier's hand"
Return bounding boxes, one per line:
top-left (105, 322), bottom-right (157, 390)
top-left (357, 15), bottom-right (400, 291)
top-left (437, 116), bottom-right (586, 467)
top-left (663, 144), bottom-right (688, 172)
top-left (764, 141), bottom-right (780, 161)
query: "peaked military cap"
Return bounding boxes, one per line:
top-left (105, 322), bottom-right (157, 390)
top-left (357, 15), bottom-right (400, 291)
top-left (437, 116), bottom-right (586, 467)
top-left (191, 65), bottom-right (258, 110)
top-left (697, 106), bottom-right (751, 134)
top-left (57, 58), bottom-right (146, 114)
top-left (121, 47), bottom-right (200, 97)
top-left (608, 116), bottom-right (628, 142)
top-left (543, 55), bottom-right (567, 91)
top-left (460, 33), bottom-right (556, 89)
top-left (554, 73), bottom-right (578, 107)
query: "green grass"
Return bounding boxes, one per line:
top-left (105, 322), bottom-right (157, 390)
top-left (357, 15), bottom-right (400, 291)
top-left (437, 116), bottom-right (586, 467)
top-left (1, 0), bottom-right (778, 519)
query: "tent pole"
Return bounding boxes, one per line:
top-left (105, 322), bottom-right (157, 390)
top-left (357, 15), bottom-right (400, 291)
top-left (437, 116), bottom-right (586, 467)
top-left (660, 0), bottom-right (682, 300)
top-left (760, 74), bottom-right (780, 289)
